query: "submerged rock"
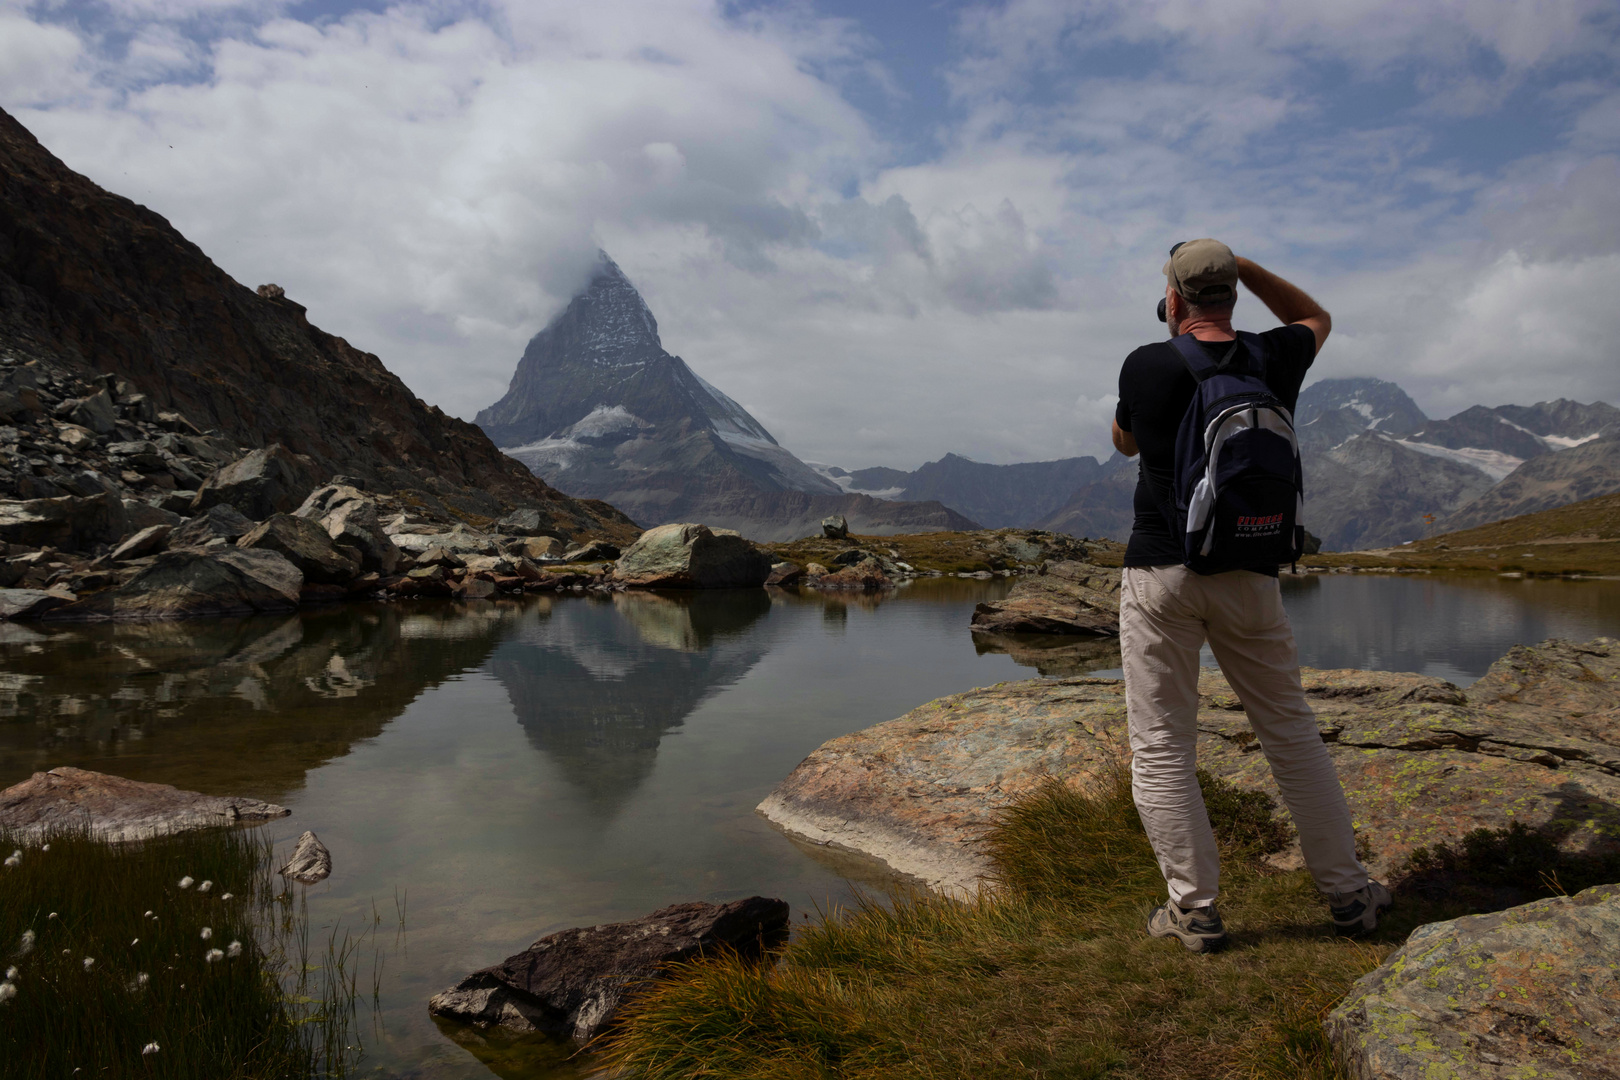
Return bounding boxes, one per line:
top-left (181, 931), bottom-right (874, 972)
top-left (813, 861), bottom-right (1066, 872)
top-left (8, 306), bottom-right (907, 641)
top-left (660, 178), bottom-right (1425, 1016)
top-left (428, 897), bottom-right (790, 1042)
top-left (1325, 883), bottom-right (1620, 1080)
top-left (969, 560), bottom-right (1120, 636)
top-left (757, 638), bottom-right (1620, 897)
top-left (44, 548), bottom-right (302, 620)
top-left (0, 766), bottom-right (289, 842)
top-left (613, 523), bottom-right (773, 589)
top-left (278, 830), bottom-right (332, 885)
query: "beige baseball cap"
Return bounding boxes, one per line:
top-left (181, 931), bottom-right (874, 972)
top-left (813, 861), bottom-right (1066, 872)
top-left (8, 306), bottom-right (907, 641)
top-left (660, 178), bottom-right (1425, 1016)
top-left (1163, 238), bottom-right (1238, 304)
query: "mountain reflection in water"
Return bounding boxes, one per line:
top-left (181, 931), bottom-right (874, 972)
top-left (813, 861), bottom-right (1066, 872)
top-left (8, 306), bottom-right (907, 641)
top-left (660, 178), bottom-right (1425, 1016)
top-left (491, 591), bottom-right (775, 811)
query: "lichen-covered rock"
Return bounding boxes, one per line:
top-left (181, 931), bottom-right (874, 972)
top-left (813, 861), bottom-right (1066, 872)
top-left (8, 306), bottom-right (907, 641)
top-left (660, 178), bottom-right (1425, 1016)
top-left (813, 556), bottom-right (893, 591)
top-left (1325, 883), bottom-right (1620, 1080)
top-left (758, 638), bottom-right (1620, 896)
top-left (428, 897), bottom-right (790, 1042)
top-left (0, 766), bottom-right (289, 842)
top-left (969, 561), bottom-right (1120, 636)
top-left (613, 523), bottom-right (773, 589)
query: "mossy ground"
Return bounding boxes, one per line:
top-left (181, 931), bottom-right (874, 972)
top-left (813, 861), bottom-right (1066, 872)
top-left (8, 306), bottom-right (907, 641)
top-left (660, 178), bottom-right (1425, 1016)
top-left (1303, 491), bottom-right (1620, 576)
top-left (599, 767), bottom-right (1614, 1080)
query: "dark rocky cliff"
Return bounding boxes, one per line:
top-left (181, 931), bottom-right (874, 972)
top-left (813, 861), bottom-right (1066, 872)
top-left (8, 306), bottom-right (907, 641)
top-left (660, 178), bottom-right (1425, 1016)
top-left (0, 107), bottom-right (627, 535)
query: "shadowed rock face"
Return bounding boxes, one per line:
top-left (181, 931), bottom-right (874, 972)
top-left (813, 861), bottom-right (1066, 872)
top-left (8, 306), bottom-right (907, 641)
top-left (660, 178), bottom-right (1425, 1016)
top-left (757, 638), bottom-right (1620, 897)
top-left (428, 897), bottom-right (790, 1042)
top-left (0, 107), bottom-right (623, 535)
top-left (1326, 883), bottom-right (1620, 1080)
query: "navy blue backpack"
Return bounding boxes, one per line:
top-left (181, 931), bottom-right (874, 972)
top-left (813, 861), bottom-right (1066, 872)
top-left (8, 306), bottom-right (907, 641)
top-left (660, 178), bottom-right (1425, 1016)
top-left (1166, 332), bottom-right (1305, 574)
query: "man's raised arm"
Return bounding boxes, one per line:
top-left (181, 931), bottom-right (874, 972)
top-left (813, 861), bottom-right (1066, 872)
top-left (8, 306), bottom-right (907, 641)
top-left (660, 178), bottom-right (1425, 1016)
top-left (1236, 257), bottom-right (1331, 354)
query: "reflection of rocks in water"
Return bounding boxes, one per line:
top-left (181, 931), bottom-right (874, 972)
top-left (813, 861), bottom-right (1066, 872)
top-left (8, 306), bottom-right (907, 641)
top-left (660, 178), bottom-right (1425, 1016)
top-left (490, 592), bottom-right (773, 813)
top-left (0, 600), bottom-right (528, 801)
top-left (972, 632), bottom-right (1123, 678)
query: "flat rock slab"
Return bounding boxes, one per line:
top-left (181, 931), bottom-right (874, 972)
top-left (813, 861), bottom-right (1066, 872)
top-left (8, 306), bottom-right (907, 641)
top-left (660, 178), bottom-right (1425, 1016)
top-left (1325, 883), bottom-right (1620, 1079)
top-left (758, 637), bottom-right (1620, 896)
top-left (0, 766), bottom-right (290, 842)
top-left (969, 561), bottom-right (1120, 636)
top-left (429, 897), bottom-right (789, 1043)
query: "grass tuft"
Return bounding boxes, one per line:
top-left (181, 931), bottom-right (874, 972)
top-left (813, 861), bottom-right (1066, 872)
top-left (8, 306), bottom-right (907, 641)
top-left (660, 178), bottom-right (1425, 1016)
top-left (0, 824), bottom-right (365, 1079)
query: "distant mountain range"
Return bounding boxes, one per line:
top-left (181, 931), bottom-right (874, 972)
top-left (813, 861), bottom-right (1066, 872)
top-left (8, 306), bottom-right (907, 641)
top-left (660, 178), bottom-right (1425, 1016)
top-left (478, 255), bottom-right (978, 541)
top-left (815, 379), bottom-right (1620, 551)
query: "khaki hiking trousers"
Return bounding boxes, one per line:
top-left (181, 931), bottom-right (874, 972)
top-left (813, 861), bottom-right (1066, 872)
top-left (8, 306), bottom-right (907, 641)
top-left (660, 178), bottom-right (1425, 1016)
top-left (1120, 565), bottom-right (1368, 908)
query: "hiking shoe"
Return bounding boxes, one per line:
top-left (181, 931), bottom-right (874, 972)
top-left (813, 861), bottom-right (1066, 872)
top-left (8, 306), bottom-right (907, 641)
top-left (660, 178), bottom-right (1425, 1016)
top-left (1147, 901), bottom-right (1228, 954)
top-left (1328, 880), bottom-right (1392, 937)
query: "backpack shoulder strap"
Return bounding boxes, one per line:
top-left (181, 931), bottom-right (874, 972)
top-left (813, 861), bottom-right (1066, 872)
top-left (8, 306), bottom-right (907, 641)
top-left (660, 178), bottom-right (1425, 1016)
top-left (1167, 333), bottom-right (1241, 384)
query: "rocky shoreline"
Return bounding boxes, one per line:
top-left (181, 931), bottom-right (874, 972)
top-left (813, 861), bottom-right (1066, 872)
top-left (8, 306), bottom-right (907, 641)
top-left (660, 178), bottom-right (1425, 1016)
top-left (758, 636), bottom-right (1620, 897)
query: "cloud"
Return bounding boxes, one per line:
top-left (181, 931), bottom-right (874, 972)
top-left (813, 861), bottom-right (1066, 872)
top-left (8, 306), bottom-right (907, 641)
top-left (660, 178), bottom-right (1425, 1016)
top-left (3, 0), bottom-right (1618, 474)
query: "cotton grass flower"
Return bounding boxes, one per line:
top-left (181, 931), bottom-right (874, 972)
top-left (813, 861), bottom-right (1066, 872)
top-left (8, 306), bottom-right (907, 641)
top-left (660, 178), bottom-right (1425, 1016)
top-left (18, 930), bottom-right (33, 955)
top-left (130, 938), bottom-right (139, 946)
top-left (0, 983), bottom-right (16, 1002)
top-left (4, 967), bottom-right (15, 980)
top-left (40, 844), bottom-right (48, 852)
top-left (204, 949), bottom-right (224, 963)
top-left (219, 893), bottom-right (233, 901)
top-left (136, 973), bottom-right (149, 987)
top-left (177, 876), bottom-right (193, 889)
top-left (226, 941), bottom-right (242, 958)
top-left (141, 1042), bottom-right (159, 1055)
top-left (198, 880), bottom-right (212, 893)
top-left (200, 927), bottom-right (212, 941)
top-left (82, 957), bottom-right (94, 972)
top-left (4, 850), bottom-right (19, 868)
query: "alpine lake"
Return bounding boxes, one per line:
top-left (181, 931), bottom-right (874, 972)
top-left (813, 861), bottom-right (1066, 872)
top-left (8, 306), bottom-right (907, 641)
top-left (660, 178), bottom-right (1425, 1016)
top-left (3, 571), bottom-right (1618, 1078)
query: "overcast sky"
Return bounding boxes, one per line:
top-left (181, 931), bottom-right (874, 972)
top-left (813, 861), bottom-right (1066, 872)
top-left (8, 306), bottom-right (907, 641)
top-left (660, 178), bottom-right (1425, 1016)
top-left (5, 0), bottom-right (1618, 469)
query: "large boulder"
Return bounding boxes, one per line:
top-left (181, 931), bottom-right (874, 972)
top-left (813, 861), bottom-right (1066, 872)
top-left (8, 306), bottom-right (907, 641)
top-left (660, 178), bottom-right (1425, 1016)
top-left (821, 515), bottom-right (849, 539)
top-left (969, 561), bottom-right (1120, 636)
top-left (0, 766), bottom-right (289, 842)
top-left (122, 498), bottom-right (182, 533)
top-left (192, 445), bottom-right (317, 520)
top-left (169, 503), bottom-right (256, 548)
top-left (0, 588), bottom-right (77, 620)
top-left (814, 557), bottom-right (893, 591)
top-left (294, 484), bottom-right (400, 574)
top-left (1325, 884), bottom-right (1620, 1080)
top-left (613, 523), bottom-right (773, 589)
top-left (238, 513), bottom-right (361, 584)
top-left (758, 638), bottom-right (1620, 898)
top-left (62, 389), bottom-right (118, 434)
top-left (497, 508), bottom-right (553, 536)
top-left (0, 491), bottom-right (129, 552)
top-left (428, 897), bottom-right (790, 1041)
top-left (389, 524), bottom-right (498, 557)
top-left (43, 548), bottom-right (303, 620)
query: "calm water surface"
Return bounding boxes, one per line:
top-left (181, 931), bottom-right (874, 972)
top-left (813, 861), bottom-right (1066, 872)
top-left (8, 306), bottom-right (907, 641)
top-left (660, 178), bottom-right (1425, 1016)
top-left (2, 574), bottom-right (1617, 1077)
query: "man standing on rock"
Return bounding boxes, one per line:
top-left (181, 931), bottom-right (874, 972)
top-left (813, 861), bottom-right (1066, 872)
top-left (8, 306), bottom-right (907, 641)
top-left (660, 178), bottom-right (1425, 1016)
top-left (1110, 239), bottom-right (1390, 953)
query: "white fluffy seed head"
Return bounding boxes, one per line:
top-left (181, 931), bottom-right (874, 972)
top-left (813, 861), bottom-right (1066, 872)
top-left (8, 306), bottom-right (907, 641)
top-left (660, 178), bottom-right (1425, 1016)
top-left (0, 983), bottom-right (16, 1002)
top-left (82, 957), bottom-right (94, 971)
top-left (143, 911), bottom-right (153, 919)
top-left (204, 949), bottom-right (223, 963)
top-left (198, 881), bottom-right (211, 893)
top-left (131, 938), bottom-right (139, 946)
top-left (226, 941), bottom-right (242, 958)
top-left (199, 928), bottom-right (212, 941)
top-left (19, 930), bottom-right (34, 951)
top-left (136, 972), bottom-right (150, 987)
top-left (219, 893), bottom-right (233, 901)
top-left (177, 877), bottom-right (193, 889)
top-left (3, 855), bottom-right (19, 869)
top-left (40, 844), bottom-right (48, 852)
top-left (141, 1042), bottom-right (159, 1055)
top-left (4, 967), bottom-right (14, 980)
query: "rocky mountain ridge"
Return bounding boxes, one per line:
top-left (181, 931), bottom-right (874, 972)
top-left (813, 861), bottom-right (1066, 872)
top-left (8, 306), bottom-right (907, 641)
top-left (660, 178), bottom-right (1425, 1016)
top-left (0, 107), bottom-right (623, 540)
top-left (827, 376), bottom-right (1620, 550)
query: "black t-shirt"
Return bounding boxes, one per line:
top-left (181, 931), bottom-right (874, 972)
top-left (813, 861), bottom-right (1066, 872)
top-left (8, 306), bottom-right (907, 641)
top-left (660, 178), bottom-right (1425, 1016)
top-left (1114, 323), bottom-right (1316, 571)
